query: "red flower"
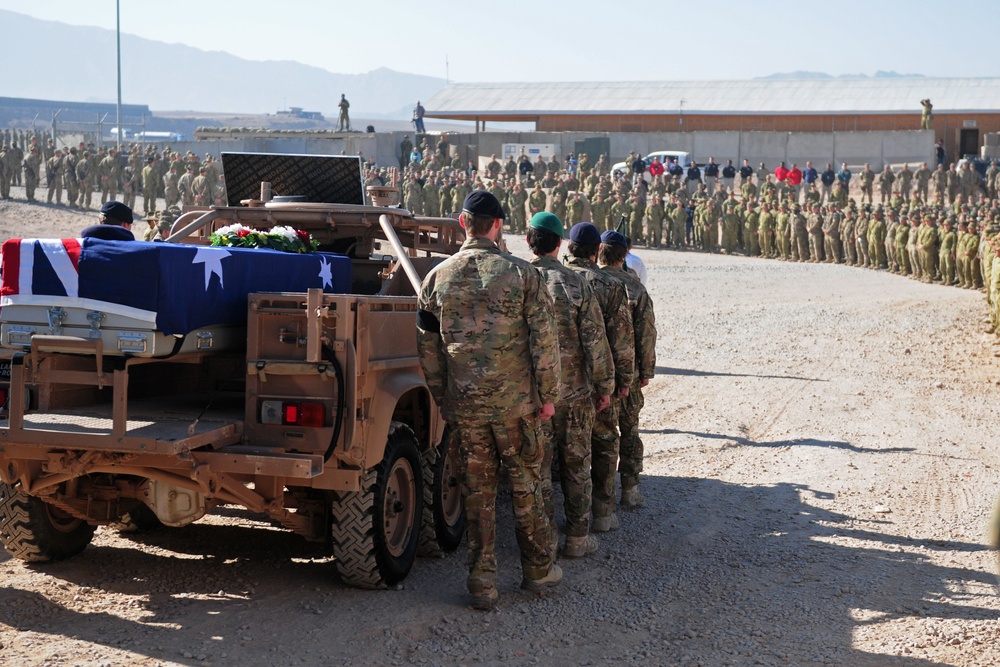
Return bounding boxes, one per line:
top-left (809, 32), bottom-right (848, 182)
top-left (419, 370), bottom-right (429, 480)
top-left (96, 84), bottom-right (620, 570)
top-left (295, 230), bottom-right (311, 244)
top-left (237, 229), bottom-right (251, 238)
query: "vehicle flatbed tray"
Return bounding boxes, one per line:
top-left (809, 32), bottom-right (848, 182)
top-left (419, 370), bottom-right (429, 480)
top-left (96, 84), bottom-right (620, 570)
top-left (1, 393), bottom-right (244, 455)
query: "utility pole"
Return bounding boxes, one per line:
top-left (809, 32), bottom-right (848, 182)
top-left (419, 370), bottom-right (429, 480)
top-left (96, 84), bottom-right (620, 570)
top-left (116, 0), bottom-right (122, 154)
top-left (446, 55), bottom-right (449, 84)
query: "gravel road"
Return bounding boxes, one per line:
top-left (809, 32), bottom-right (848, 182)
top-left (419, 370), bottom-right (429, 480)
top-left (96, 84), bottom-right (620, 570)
top-left (0, 196), bottom-right (998, 667)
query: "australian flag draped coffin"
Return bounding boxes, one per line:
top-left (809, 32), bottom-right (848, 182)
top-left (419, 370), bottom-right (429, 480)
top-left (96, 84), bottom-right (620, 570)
top-left (0, 238), bottom-right (352, 335)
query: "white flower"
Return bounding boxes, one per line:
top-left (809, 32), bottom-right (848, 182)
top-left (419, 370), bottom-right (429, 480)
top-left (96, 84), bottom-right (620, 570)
top-left (270, 226), bottom-right (299, 242)
top-left (215, 223), bottom-right (251, 236)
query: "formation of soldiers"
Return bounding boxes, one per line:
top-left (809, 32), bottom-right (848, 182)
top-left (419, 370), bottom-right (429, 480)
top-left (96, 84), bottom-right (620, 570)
top-left (376, 137), bottom-right (1000, 334)
top-left (416, 188), bottom-right (657, 609)
top-left (0, 128), bottom-right (226, 227)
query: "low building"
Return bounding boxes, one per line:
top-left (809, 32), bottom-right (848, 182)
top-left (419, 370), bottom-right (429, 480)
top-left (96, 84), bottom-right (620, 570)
top-left (425, 77), bottom-right (1000, 161)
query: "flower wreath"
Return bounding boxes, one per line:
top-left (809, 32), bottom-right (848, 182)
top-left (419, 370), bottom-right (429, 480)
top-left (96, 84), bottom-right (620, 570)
top-left (209, 224), bottom-right (320, 253)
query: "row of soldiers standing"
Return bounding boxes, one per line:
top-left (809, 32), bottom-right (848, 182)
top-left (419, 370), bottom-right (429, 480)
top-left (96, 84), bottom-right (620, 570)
top-left (0, 133), bottom-right (227, 220)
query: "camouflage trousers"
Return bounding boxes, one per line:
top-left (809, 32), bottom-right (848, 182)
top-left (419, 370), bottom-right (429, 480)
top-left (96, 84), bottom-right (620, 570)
top-left (24, 176), bottom-right (37, 201)
top-left (940, 252), bottom-right (955, 284)
top-left (591, 400), bottom-right (620, 519)
top-left (455, 415), bottom-right (553, 595)
top-left (78, 180), bottom-right (92, 208)
top-left (670, 220), bottom-right (685, 247)
top-left (617, 384), bottom-right (645, 489)
top-left (65, 179), bottom-right (79, 207)
top-left (541, 395), bottom-right (596, 538)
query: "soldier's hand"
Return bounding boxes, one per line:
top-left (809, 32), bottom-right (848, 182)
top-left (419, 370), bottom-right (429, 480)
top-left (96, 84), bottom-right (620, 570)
top-left (640, 378), bottom-right (650, 388)
top-left (595, 394), bottom-right (611, 412)
top-left (616, 386), bottom-right (630, 399)
top-left (538, 403), bottom-right (555, 421)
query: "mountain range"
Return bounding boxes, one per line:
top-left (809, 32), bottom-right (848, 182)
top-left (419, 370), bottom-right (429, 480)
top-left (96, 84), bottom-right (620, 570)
top-left (1, 9), bottom-right (446, 119)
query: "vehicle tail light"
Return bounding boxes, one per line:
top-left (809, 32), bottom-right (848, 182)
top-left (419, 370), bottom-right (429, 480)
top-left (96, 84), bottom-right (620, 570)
top-left (261, 400), bottom-right (325, 427)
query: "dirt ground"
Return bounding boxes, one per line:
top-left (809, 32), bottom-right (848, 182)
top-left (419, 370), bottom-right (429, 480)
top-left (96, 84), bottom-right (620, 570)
top-left (0, 188), bottom-right (999, 666)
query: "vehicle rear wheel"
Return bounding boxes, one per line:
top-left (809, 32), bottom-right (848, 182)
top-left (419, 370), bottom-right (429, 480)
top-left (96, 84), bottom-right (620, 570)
top-left (418, 426), bottom-right (465, 557)
top-left (330, 422), bottom-right (422, 588)
top-left (0, 482), bottom-right (95, 562)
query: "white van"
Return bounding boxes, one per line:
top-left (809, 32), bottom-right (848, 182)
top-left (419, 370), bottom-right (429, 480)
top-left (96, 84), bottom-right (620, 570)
top-left (612, 151), bottom-right (692, 182)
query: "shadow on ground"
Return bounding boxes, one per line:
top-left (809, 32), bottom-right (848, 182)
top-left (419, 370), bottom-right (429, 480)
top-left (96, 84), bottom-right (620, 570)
top-left (641, 426), bottom-right (916, 455)
top-left (2, 475), bottom-right (997, 665)
top-left (656, 365), bottom-right (828, 383)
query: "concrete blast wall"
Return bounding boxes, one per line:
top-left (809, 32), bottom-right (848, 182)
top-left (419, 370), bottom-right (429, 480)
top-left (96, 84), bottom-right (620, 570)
top-left (137, 129), bottom-right (935, 174)
top-left (469, 130), bottom-right (935, 171)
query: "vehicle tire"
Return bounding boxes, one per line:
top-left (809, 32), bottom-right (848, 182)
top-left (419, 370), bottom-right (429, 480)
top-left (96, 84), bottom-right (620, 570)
top-left (330, 422), bottom-right (422, 589)
top-left (0, 482), bottom-right (95, 563)
top-left (418, 426), bottom-right (465, 557)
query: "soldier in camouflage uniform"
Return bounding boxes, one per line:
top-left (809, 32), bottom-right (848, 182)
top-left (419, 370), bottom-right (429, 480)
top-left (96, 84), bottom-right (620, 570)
top-left (417, 191), bottom-right (562, 610)
top-left (163, 165), bottom-right (180, 208)
top-left (528, 182), bottom-right (547, 217)
top-left (23, 147), bottom-right (41, 202)
top-left (46, 149), bottom-right (65, 205)
top-left (142, 157), bottom-right (159, 215)
top-left (191, 166), bottom-right (213, 207)
top-left (528, 212), bottom-right (614, 559)
top-left (670, 197), bottom-right (687, 248)
top-left (507, 182), bottom-right (528, 233)
top-left (645, 195), bottom-right (665, 247)
top-left (98, 148), bottom-right (120, 205)
top-left (597, 230), bottom-right (656, 509)
top-left (0, 145), bottom-right (8, 200)
top-left (424, 175), bottom-right (441, 217)
top-left (939, 219), bottom-right (957, 285)
top-left (563, 223), bottom-right (635, 533)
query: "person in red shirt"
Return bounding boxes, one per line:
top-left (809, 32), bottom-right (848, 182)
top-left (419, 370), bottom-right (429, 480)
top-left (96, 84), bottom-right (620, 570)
top-left (786, 163), bottom-right (803, 203)
top-left (647, 157), bottom-right (664, 179)
top-left (774, 162), bottom-right (789, 200)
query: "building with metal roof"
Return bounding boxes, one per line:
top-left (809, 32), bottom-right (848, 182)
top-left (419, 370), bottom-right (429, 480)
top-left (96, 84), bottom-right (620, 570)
top-left (425, 78), bottom-right (1000, 158)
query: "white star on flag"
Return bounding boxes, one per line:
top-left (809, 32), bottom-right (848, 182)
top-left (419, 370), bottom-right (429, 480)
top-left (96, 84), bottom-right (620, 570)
top-left (318, 258), bottom-right (333, 289)
top-left (192, 247), bottom-right (231, 290)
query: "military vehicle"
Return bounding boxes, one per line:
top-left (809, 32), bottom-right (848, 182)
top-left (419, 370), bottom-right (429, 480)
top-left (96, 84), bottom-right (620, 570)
top-left (0, 153), bottom-right (465, 589)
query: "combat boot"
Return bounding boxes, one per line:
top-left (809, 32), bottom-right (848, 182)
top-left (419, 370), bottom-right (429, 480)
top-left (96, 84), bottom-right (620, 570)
top-left (562, 534), bottom-right (598, 558)
top-left (621, 485), bottom-right (645, 510)
top-left (470, 588), bottom-right (498, 611)
top-left (591, 513), bottom-right (619, 532)
top-left (521, 563), bottom-right (563, 592)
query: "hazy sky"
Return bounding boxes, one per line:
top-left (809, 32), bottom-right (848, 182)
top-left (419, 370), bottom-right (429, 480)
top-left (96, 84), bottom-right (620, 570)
top-left (3, 1), bottom-right (997, 82)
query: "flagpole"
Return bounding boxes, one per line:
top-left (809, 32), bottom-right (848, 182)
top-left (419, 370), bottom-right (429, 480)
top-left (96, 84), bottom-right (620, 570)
top-left (116, 0), bottom-right (122, 154)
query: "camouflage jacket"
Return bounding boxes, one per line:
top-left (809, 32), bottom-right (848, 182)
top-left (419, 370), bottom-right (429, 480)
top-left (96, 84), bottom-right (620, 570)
top-left (417, 236), bottom-right (560, 422)
top-left (562, 256), bottom-right (635, 391)
top-left (600, 265), bottom-right (656, 384)
top-left (530, 255), bottom-right (615, 402)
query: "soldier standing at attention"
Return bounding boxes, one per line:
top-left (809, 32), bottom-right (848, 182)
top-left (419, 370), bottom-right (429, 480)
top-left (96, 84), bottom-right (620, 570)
top-left (98, 148), bottom-right (119, 205)
top-left (598, 230), bottom-right (656, 510)
top-left (46, 149), bottom-right (65, 205)
top-left (23, 147), bottom-right (41, 202)
top-left (914, 162), bottom-right (932, 202)
top-left (507, 182), bottom-right (528, 233)
top-left (178, 164), bottom-right (196, 207)
top-left (191, 166), bottom-right (213, 207)
top-left (859, 164), bottom-right (875, 205)
top-left (141, 157), bottom-right (159, 215)
top-left (527, 212), bottom-right (614, 560)
top-left (563, 223), bottom-right (635, 534)
top-left (163, 165), bottom-right (180, 207)
top-left (337, 94), bottom-right (351, 132)
top-left (417, 191), bottom-right (562, 611)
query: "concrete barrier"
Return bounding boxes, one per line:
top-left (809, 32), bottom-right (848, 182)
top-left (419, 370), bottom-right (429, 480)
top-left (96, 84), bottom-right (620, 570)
top-left (110, 129), bottom-right (935, 177)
